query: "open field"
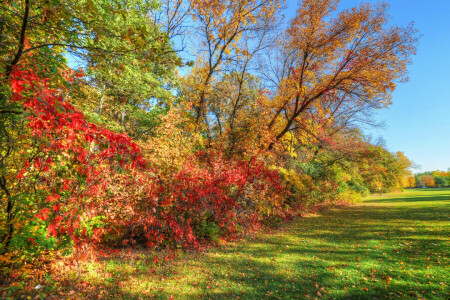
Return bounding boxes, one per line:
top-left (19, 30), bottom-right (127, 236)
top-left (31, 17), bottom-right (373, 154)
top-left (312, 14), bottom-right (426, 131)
top-left (5, 189), bottom-right (450, 299)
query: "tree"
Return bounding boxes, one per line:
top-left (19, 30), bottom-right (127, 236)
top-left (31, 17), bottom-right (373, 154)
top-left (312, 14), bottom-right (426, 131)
top-left (421, 175), bottom-right (435, 188)
top-left (206, 72), bottom-right (269, 156)
top-left (1, 0), bottom-right (180, 138)
top-left (434, 176), bottom-right (448, 187)
top-left (262, 0), bottom-right (417, 150)
top-left (405, 176), bottom-right (416, 188)
top-left (186, 0), bottom-right (281, 136)
top-left (358, 146), bottom-right (413, 193)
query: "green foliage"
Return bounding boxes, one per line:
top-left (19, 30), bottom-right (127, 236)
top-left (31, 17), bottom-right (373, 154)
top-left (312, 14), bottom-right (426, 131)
top-left (348, 178), bottom-right (371, 197)
top-left (196, 220), bottom-right (221, 243)
top-left (434, 176), bottom-right (449, 187)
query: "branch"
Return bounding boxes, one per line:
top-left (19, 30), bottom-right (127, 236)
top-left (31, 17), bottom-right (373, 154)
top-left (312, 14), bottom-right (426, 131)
top-left (5, 0), bottom-right (30, 77)
top-left (22, 43), bottom-right (128, 55)
top-left (0, 110), bottom-right (23, 115)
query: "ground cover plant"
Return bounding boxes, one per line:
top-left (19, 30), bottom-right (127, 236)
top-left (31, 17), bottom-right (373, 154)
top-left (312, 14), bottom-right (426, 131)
top-left (2, 188), bottom-right (448, 299)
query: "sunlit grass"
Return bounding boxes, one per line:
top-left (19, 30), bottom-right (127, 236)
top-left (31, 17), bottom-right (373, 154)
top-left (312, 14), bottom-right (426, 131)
top-left (11, 188), bottom-right (449, 299)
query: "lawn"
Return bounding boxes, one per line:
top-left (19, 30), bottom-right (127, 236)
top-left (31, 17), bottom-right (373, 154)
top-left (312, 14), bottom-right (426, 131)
top-left (8, 189), bottom-right (450, 299)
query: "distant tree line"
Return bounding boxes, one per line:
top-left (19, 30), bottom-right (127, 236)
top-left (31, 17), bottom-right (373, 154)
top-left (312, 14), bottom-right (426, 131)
top-left (406, 170), bottom-right (450, 188)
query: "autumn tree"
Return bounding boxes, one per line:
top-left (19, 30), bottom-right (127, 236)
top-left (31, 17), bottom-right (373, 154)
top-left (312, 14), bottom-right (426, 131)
top-left (421, 175), bottom-right (435, 188)
top-left (185, 0), bottom-right (282, 138)
top-left (261, 0), bottom-right (417, 150)
top-left (358, 147), bottom-right (413, 193)
top-left (206, 72), bottom-right (271, 156)
top-left (405, 176), bottom-right (416, 188)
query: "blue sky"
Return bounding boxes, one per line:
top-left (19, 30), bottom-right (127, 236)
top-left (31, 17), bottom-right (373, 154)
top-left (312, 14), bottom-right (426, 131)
top-left (285, 0), bottom-right (450, 172)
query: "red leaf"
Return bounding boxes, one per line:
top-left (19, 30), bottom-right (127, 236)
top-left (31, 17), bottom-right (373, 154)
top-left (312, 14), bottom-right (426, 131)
top-left (73, 219), bottom-right (80, 229)
top-left (39, 208), bottom-right (50, 221)
top-left (81, 227), bottom-right (87, 237)
top-left (67, 225), bottom-right (74, 236)
top-left (46, 194), bottom-right (60, 203)
top-left (48, 224), bottom-right (57, 238)
top-left (53, 204), bottom-right (60, 212)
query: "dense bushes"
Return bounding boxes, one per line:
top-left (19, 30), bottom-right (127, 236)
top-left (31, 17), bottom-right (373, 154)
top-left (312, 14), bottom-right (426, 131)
top-left (101, 151), bottom-right (286, 249)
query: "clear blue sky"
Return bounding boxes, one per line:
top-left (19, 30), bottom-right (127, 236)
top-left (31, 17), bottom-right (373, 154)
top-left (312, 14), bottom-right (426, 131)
top-left (285, 0), bottom-right (450, 172)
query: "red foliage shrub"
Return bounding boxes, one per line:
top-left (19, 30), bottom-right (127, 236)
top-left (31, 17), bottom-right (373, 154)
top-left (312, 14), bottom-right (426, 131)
top-left (9, 67), bottom-right (289, 255)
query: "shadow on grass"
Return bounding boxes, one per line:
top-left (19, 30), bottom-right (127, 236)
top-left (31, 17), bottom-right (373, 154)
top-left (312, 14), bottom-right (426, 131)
top-left (364, 194), bottom-right (450, 203)
top-left (331, 206), bottom-right (449, 222)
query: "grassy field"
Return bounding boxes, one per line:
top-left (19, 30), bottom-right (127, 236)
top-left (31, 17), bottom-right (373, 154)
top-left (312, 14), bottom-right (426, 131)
top-left (12, 189), bottom-right (450, 299)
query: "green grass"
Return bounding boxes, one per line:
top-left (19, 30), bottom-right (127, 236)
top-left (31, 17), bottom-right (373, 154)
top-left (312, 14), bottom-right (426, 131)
top-left (62, 189), bottom-right (449, 298)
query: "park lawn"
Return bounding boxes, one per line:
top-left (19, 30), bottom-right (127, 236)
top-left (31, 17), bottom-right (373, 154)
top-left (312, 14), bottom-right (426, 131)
top-left (12, 189), bottom-right (450, 299)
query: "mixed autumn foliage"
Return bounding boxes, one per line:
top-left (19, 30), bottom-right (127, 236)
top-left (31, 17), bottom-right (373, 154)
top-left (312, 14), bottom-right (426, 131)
top-left (407, 170), bottom-right (450, 188)
top-left (1, 0), bottom-right (418, 276)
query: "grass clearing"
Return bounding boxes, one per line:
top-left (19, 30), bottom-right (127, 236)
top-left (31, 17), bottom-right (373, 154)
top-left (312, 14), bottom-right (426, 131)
top-left (8, 189), bottom-right (450, 299)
